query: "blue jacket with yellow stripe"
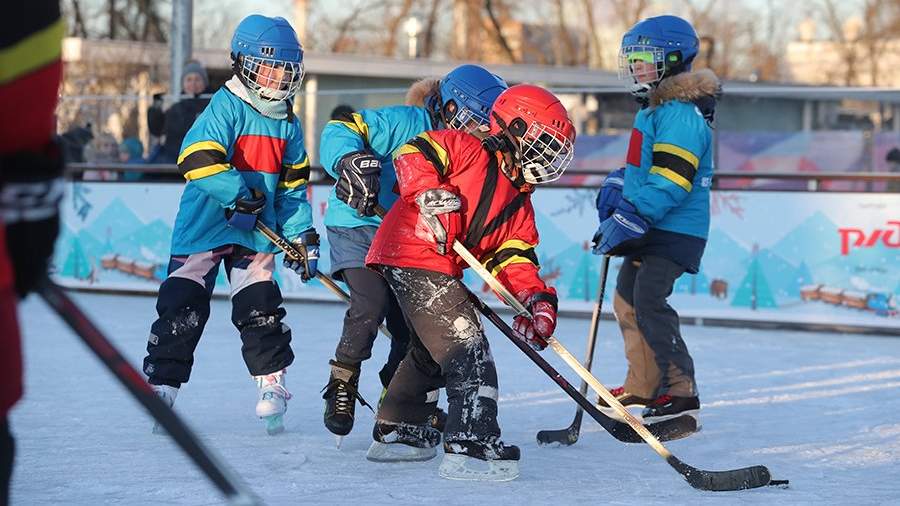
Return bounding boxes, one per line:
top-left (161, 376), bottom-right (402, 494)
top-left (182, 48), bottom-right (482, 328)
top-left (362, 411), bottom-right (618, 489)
top-left (319, 105), bottom-right (434, 229)
top-left (170, 77), bottom-right (312, 255)
top-left (621, 69), bottom-right (720, 272)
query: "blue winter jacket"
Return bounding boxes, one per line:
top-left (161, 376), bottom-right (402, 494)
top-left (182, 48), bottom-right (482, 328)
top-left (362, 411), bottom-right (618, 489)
top-left (621, 69), bottom-right (720, 272)
top-left (170, 77), bottom-right (312, 255)
top-left (320, 106), bottom-right (434, 229)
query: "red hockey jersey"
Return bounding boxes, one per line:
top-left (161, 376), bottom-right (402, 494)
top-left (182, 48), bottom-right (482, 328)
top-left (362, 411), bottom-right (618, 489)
top-left (366, 129), bottom-right (554, 299)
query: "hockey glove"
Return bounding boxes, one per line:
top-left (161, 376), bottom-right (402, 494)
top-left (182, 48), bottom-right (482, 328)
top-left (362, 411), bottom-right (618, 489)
top-left (592, 199), bottom-right (648, 256)
top-left (225, 189), bottom-right (266, 231)
top-left (596, 167), bottom-right (625, 221)
top-left (0, 143), bottom-right (64, 298)
top-left (512, 289), bottom-right (559, 351)
top-left (335, 150), bottom-right (381, 217)
top-left (415, 188), bottom-right (461, 255)
top-left (283, 229), bottom-right (319, 282)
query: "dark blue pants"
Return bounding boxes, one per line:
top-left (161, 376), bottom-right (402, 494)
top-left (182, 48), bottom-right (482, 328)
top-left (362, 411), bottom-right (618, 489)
top-left (143, 245), bottom-right (293, 387)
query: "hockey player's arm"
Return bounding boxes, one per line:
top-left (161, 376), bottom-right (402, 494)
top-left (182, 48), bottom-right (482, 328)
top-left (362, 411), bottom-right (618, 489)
top-left (392, 132), bottom-right (453, 201)
top-left (629, 110), bottom-right (708, 223)
top-left (177, 97), bottom-right (250, 207)
top-left (275, 130), bottom-right (313, 241)
top-left (319, 113), bottom-right (370, 179)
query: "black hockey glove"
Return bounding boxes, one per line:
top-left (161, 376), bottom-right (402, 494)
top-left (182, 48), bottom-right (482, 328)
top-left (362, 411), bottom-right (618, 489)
top-left (334, 150), bottom-right (381, 217)
top-left (225, 189), bottom-right (266, 231)
top-left (283, 230), bottom-right (320, 283)
top-left (0, 142), bottom-right (64, 298)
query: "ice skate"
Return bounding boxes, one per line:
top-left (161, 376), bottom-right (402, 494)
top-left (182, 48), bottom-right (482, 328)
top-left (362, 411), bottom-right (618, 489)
top-left (151, 384), bottom-right (178, 435)
top-left (596, 386), bottom-right (653, 422)
top-left (365, 421), bottom-right (441, 462)
top-left (641, 394), bottom-right (700, 425)
top-left (254, 369), bottom-right (291, 435)
top-left (322, 360), bottom-right (372, 446)
top-left (439, 438), bottom-right (520, 482)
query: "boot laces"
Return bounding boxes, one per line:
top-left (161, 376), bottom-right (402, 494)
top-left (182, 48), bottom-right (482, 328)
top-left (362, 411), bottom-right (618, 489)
top-left (610, 386), bottom-right (626, 397)
top-left (651, 394), bottom-right (672, 406)
top-left (322, 378), bottom-right (373, 414)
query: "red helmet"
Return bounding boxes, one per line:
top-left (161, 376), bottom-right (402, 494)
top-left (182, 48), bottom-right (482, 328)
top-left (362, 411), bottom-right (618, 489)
top-left (488, 84), bottom-right (576, 184)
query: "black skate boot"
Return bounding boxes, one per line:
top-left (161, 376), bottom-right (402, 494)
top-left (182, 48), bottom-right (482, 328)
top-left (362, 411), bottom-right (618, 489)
top-left (366, 421), bottom-right (442, 462)
top-left (641, 394), bottom-right (700, 424)
top-left (322, 360), bottom-right (371, 437)
top-left (596, 386), bottom-right (653, 422)
top-left (440, 438), bottom-right (521, 481)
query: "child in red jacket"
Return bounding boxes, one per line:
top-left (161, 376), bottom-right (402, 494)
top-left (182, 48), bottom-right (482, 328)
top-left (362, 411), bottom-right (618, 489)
top-left (364, 84), bottom-right (575, 481)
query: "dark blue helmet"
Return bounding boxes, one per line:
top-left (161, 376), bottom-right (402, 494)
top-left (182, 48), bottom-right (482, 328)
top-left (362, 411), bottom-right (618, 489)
top-left (231, 15), bottom-right (304, 102)
top-left (428, 64), bottom-right (508, 133)
top-left (619, 15), bottom-right (699, 95)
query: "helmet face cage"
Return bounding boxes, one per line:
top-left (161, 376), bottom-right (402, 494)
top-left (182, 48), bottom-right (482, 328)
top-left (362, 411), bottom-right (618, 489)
top-left (446, 103), bottom-right (490, 134)
top-left (518, 121), bottom-right (574, 184)
top-left (618, 45), bottom-right (666, 86)
top-left (239, 54), bottom-right (304, 102)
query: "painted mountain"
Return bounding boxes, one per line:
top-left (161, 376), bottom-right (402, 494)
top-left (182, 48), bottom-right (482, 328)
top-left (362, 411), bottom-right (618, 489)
top-left (112, 219), bottom-right (173, 263)
top-left (84, 197), bottom-right (145, 244)
top-left (769, 211), bottom-right (839, 268)
top-left (699, 227), bottom-right (751, 284)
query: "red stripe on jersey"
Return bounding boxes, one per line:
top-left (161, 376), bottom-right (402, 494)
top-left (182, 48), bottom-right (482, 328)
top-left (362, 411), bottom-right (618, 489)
top-left (626, 128), bottom-right (643, 168)
top-left (0, 59), bottom-right (61, 154)
top-left (230, 135), bottom-right (287, 174)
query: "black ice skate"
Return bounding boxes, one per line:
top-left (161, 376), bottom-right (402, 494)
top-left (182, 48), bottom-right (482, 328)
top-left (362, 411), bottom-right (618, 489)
top-left (322, 360), bottom-right (372, 443)
top-left (596, 386), bottom-right (653, 422)
top-left (641, 394), bottom-right (701, 424)
top-left (365, 421), bottom-right (441, 463)
top-left (439, 438), bottom-right (521, 482)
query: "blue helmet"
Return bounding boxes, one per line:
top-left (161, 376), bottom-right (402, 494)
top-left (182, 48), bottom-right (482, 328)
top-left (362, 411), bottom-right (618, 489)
top-left (429, 64), bottom-right (508, 133)
top-left (231, 15), bottom-right (304, 102)
top-left (619, 15), bottom-right (699, 95)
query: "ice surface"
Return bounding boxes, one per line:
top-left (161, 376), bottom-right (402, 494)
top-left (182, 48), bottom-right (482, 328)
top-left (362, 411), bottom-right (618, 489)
top-left (10, 292), bottom-right (900, 504)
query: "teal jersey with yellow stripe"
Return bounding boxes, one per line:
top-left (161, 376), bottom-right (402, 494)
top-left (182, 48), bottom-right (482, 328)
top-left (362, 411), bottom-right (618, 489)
top-left (319, 106), bottom-right (433, 229)
top-left (623, 99), bottom-right (713, 240)
top-left (170, 85), bottom-right (312, 255)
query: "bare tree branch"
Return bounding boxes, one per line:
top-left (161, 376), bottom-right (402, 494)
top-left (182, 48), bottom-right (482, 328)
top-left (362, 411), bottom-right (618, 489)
top-left (484, 0), bottom-right (518, 63)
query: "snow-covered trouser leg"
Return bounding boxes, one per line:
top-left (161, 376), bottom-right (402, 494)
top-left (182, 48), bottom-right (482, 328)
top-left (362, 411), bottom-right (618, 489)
top-left (379, 266), bottom-right (501, 443)
top-left (1, 417), bottom-right (12, 505)
top-left (144, 249), bottom-right (223, 387)
top-left (617, 255), bottom-right (696, 397)
top-left (226, 247), bottom-right (293, 376)
top-left (334, 267), bottom-right (411, 388)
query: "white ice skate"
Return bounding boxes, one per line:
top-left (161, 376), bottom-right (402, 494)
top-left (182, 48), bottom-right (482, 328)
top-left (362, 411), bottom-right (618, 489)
top-left (151, 384), bottom-right (179, 435)
top-left (254, 369), bottom-right (291, 435)
top-left (438, 440), bottom-right (520, 482)
top-left (365, 422), bottom-right (440, 462)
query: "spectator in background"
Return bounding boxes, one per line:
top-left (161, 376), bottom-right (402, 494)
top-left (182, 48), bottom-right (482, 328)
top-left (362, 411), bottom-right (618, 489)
top-left (147, 60), bottom-right (211, 163)
top-left (119, 137), bottom-right (145, 182)
top-left (57, 122), bottom-right (93, 162)
top-left (887, 147), bottom-right (900, 192)
top-left (82, 132), bottom-right (119, 181)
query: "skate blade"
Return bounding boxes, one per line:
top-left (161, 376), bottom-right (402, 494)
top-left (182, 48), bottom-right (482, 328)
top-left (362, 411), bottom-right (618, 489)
top-left (597, 404), bottom-right (645, 424)
top-left (151, 423), bottom-right (165, 435)
top-left (365, 441), bottom-right (437, 462)
top-left (263, 414), bottom-right (285, 436)
top-left (335, 435), bottom-right (344, 449)
top-left (438, 453), bottom-right (519, 482)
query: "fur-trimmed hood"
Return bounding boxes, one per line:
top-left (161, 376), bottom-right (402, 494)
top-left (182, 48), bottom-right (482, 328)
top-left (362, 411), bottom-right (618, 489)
top-left (650, 69), bottom-right (721, 107)
top-left (405, 77), bottom-right (440, 107)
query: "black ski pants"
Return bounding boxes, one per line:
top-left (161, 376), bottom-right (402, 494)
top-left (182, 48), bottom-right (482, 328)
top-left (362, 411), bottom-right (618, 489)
top-left (376, 265), bottom-right (501, 442)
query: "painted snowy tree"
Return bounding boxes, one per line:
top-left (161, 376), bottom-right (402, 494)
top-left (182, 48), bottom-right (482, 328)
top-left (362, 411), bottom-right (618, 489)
top-left (567, 242), bottom-right (597, 301)
top-left (61, 237), bottom-right (92, 280)
top-left (732, 256), bottom-right (777, 309)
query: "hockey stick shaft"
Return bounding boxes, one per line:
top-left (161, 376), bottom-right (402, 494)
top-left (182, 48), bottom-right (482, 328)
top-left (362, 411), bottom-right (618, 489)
top-left (255, 222), bottom-right (393, 340)
top-left (572, 257), bottom-right (610, 415)
top-left (453, 240), bottom-right (777, 490)
top-left (37, 280), bottom-right (259, 506)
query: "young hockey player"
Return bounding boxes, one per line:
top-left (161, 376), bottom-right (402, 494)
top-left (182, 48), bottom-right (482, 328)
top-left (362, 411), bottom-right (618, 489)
top-left (142, 14), bottom-right (317, 435)
top-left (591, 15), bottom-right (720, 427)
top-left (318, 65), bottom-right (508, 439)
top-left (364, 84), bottom-right (575, 481)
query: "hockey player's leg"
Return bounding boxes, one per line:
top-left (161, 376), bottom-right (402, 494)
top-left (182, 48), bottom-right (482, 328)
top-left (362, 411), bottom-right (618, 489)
top-left (143, 253), bottom-right (218, 432)
top-left (382, 266), bottom-right (519, 481)
top-left (632, 256), bottom-right (700, 424)
top-left (325, 267), bottom-right (391, 437)
top-left (228, 250), bottom-right (293, 435)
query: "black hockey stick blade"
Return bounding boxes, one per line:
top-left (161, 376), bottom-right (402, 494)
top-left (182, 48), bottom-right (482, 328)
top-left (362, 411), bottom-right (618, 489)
top-left (669, 456), bottom-right (779, 491)
top-left (536, 410), bottom-right (584, 446)
top-left (37, 280), bottom-right (261, 506)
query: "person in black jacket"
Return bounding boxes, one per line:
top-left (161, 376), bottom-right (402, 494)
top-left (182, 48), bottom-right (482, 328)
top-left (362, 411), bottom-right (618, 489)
top-left (147, 60), bottom-right (211, 163)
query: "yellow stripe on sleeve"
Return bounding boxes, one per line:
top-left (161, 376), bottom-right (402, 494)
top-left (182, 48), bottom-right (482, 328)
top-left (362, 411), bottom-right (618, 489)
top-left (649, 166), bottom-right (693, 192)
top-left (652, 143), bottom-right (699, 169)
top-left (0, 18), bottom-right (64, 84)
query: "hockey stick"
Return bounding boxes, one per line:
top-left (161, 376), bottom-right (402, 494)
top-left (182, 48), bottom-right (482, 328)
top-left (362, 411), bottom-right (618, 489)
top-left (37, 279), bottom-right (261, 505)
top-left (536, 255), bottom-right (610, 446)
top-left (453, 241), bottom-right (786, 491)
top-left (255, 221), bottom-right (393, 340)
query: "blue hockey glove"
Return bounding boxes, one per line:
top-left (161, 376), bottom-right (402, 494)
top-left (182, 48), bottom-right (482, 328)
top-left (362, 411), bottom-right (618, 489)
top-left (592, 200), bottom-right (648, 256)
top-left (283, 230), bottom-right (320, 282)
top-left (595, 167), bottom-right (625, 222)
top-left (225, 190), bottom-right (265, 231)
